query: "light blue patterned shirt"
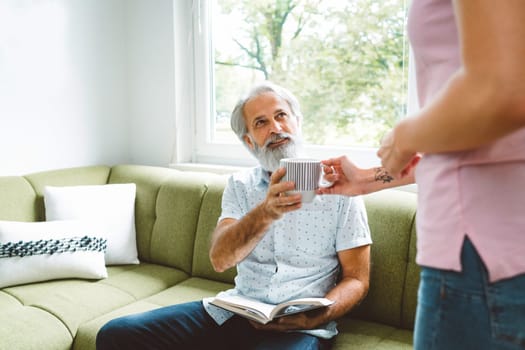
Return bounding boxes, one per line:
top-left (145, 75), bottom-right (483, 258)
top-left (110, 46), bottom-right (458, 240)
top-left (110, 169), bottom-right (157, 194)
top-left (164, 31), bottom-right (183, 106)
top-left (203, 166), bottom-right (372, 338)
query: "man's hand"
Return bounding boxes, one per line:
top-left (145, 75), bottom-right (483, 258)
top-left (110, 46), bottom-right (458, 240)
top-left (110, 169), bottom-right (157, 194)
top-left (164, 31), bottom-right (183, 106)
top-left (262, 167), bottom-right (302, 220)
top-left (209, 167), bottom-right (302, 272)
top-left (248, 308), bottom-right (325, 332)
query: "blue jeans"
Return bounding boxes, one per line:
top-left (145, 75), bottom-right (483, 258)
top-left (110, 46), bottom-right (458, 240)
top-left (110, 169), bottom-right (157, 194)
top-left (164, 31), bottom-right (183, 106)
top-left (414, 238), bottom-right (525, 349)
top-left (96, 301), bottom-right (333, 350)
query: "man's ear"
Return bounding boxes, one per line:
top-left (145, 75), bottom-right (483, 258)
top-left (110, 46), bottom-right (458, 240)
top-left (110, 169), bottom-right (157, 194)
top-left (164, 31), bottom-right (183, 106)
top-left (243, 134), bottom-right (255, 150)
top-left (294, 115), bottom-right (301, 129)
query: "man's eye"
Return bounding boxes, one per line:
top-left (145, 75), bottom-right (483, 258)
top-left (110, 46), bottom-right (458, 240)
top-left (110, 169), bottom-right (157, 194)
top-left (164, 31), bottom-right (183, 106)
top-left (255, 120), bottom-right (266, 127)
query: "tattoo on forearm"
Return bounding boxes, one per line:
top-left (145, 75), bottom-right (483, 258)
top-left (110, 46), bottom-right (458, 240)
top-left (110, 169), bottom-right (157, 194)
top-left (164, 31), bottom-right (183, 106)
top-left (374, 168), bottom-right (394, 183)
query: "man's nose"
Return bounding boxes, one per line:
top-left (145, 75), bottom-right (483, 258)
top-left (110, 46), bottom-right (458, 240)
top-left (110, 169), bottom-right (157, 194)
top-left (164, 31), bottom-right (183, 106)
top-left (269, 119), bottom-right (283, 133)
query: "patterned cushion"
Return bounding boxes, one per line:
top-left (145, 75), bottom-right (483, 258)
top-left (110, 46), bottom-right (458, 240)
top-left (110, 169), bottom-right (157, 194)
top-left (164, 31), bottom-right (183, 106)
top-left (0, 220), bottom-right (107, 288)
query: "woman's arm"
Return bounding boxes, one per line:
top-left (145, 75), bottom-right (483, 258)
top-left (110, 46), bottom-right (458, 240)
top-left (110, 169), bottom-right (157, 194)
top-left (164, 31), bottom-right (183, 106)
top-left (379, 0), bottom-right (525, 177)
top-left (317, 155), bottom-right (417, 196)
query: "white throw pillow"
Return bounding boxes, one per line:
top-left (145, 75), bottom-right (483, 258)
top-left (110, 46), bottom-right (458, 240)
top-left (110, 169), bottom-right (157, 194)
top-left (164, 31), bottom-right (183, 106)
top-left (0, 220), bottom-right (108, 288)
top-left (44, 183), bottom-right (139, 265)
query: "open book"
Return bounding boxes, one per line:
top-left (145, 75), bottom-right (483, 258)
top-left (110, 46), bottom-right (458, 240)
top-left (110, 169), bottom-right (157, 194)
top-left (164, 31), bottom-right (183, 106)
top-left (209, 294), bottom-right (334, 325)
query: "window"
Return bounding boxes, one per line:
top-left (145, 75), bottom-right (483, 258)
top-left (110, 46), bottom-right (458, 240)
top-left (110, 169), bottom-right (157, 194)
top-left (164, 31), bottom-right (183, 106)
top-left (188, 0), bottom-right (410, 169)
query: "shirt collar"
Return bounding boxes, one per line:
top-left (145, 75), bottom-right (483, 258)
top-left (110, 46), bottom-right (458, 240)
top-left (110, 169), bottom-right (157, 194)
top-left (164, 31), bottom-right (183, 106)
top-left (254, 166), bottom-right (271, 190)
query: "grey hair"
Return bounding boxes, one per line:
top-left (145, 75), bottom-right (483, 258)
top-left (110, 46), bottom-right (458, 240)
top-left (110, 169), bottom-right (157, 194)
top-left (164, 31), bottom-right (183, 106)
top-left (230, 81), bottom-right (303, 143)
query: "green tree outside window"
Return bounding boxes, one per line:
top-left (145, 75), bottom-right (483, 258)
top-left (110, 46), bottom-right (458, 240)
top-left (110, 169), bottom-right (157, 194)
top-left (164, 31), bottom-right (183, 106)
top-left (213, 0), bottom-right (408, 147)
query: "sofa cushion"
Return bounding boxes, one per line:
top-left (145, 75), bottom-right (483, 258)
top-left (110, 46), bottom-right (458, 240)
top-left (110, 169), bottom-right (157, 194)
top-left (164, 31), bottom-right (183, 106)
top-left (333, 318), bottom-right (413, 349)
top-left (0, 291), bottom-right (73, 350)
top-left (144, 277), bottom-right (234, 305)
top-left (0, 220), bottom-right (107, 288)
top-left (2, 263), bottom-right (189, 337)
top-left (44, 183), bottom-right (139, 265)
top-left (73, 300), bottom-right (163, 350)
top-left (99, 263), bottom-right (189, 300)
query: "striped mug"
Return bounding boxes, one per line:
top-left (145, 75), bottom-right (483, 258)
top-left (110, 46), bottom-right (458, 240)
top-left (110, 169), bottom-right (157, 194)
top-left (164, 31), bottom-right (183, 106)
top-left (280, 158), bottom-right (332, 203)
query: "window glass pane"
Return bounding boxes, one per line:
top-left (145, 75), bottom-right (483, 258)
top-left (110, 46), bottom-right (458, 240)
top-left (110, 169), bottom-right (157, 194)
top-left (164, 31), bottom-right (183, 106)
top-left (212, 0), bottom-right (408, 148)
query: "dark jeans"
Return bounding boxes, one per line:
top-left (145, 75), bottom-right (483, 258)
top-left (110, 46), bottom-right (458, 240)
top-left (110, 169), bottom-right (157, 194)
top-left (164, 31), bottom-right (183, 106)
top-left (414, 238), bottom-right (525, 350)
top-left (96, 300), bottom-right (333, 350)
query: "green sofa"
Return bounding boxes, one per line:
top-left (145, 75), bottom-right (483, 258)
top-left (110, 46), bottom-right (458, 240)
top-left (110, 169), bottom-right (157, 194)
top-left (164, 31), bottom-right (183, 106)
top-left (0, 164), bottom-right (419, 349)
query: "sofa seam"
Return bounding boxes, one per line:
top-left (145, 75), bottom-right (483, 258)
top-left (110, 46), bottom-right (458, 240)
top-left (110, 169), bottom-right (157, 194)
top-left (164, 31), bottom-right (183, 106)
top-left (189, 183), bottom-right (210, 276)
top-left (148, 184), bottom-right (165, 262)
top-left (32, 304), bottom-right (76, 338)
top-left (21, 175), bottom-right (41, 220)
top-left (2, 295), bottom-right (75, 339)
top-left (21, 175), bottom-right (38, 194)
top-left (2, 290), bottom-right (81, 338)
top-left (1, 289), bottom-right (24, 304)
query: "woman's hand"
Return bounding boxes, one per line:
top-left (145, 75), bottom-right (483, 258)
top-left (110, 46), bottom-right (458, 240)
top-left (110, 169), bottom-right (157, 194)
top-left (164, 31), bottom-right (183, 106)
top-left (317, 156), bottom-right (369, 196)
top-left (377, 130), bottom-right (421, 179)
top-left (317, 151), bottom-right (419, 197)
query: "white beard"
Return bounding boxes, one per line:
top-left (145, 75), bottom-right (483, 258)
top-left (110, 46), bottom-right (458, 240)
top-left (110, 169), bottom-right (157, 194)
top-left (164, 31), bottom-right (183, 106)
top-left (248, 132), bottom-right (304, 172)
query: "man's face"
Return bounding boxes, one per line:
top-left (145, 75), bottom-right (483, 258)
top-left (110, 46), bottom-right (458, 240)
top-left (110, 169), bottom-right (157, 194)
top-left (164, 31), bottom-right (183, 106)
top-left (242, 91), bottom-right (302, 172)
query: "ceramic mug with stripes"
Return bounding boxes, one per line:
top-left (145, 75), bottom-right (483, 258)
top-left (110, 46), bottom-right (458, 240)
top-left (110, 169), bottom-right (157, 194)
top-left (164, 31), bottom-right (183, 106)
top-left (280, 158), bottom-right (332, 203)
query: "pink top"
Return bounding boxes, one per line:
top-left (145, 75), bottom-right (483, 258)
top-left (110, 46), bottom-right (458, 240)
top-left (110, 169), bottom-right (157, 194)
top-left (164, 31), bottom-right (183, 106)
top-left (408, 0), bottom-right (525, 282)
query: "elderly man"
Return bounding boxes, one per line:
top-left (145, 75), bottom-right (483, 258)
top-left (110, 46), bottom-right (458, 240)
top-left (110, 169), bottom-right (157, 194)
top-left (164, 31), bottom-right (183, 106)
top-left (96, 82), bottom-right (371, 350)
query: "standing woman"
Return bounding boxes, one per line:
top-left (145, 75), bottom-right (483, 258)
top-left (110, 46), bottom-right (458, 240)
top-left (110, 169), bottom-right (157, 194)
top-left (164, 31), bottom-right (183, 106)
top-left (322, 0), bottom-right (525, 348)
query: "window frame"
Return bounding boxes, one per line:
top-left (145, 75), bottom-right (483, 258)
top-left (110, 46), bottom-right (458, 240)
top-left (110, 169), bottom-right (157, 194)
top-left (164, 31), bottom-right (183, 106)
top-left (174, 0), bottom-right (416, 170)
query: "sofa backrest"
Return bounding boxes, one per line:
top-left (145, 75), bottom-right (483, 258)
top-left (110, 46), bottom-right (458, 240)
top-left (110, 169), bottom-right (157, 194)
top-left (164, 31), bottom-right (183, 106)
top-left (352, 190), bottom-right (419, 330)
top-left (0, 166), bottom-right (111, 222)
top-left (0, 176), bottom-right (40, 222)
top-left (108, 165), bottom-right (219, 275)
top-left (192, 175), bottom-right (237, 283)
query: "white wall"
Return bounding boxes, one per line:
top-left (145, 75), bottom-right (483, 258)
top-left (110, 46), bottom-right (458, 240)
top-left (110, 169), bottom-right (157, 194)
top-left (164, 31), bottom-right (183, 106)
top-left (126, 0), bottom-right (176, 167)
top-left (0, 0), bottom-right (176, 175)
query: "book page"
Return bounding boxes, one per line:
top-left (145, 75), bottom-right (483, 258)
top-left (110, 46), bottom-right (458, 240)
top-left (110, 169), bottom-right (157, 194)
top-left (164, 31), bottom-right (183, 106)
top-left (270, 298), bottom-right (334, 319)
top-left (210, 295), bottom-right (334, 324)
top-left (211, 295), bottom-right (276, 320)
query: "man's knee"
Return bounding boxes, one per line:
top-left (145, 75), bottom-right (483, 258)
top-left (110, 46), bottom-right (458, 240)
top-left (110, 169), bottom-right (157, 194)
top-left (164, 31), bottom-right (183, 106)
top-left (96, 317), bottom-right (135, 349)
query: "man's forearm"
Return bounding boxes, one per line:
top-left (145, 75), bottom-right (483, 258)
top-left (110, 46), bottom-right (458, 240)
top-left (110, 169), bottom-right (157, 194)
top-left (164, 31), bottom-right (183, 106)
top-left (209, 203), bottom-right (274, 272)
top-left (311, 277), bottom-right (369, 327)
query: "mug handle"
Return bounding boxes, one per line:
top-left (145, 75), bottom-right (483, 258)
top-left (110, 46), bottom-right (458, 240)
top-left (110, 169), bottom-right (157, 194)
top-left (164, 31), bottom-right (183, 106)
top-left (319, 165), bottom-right (334, 188)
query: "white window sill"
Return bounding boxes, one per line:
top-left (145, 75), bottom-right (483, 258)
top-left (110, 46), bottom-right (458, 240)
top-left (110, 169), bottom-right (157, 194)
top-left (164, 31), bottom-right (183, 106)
top-left (169, 162), bottom-right (247, 175)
